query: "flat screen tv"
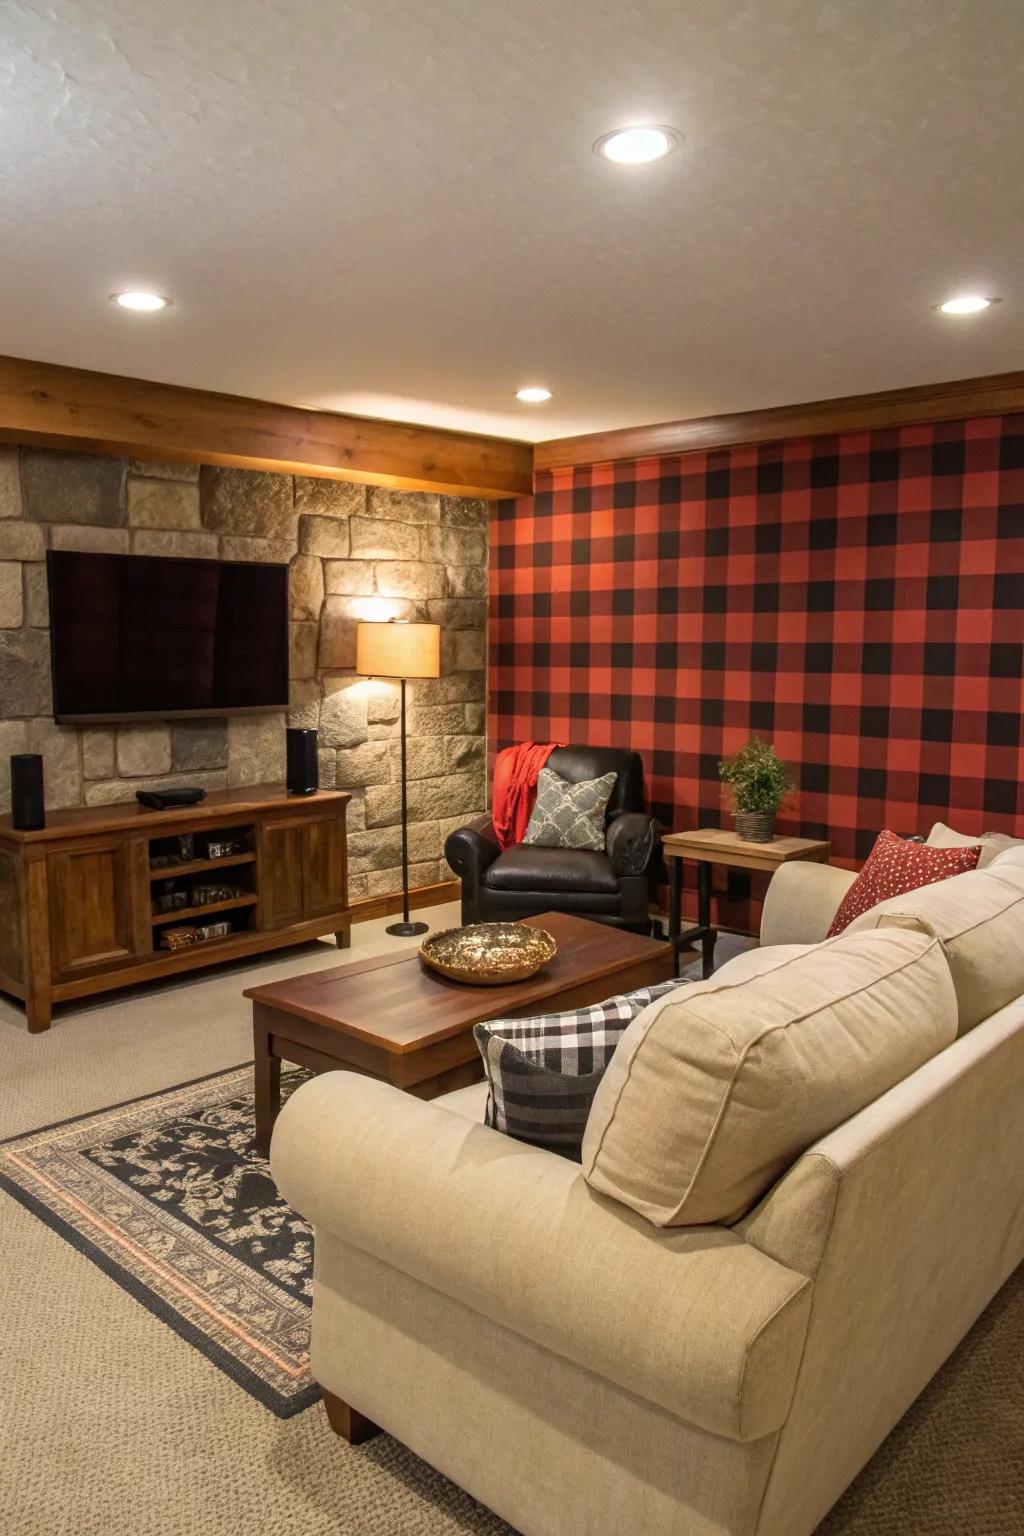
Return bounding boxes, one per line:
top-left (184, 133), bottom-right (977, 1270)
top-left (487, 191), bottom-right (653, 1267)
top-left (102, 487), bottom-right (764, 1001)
top-left (47, 550), bottom-right (290, 723)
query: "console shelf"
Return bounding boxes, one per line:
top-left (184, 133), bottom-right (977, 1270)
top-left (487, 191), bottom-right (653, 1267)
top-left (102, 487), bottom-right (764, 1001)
top-left (151, 893), bottom-right (259, 927)
top-left (0, 784), bottom-right (351, 1034)
top-left (149, 852), bottom-right (257, 880)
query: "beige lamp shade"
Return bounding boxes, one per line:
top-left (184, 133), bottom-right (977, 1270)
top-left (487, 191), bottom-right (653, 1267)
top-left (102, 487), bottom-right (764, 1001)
top-left (356, 620), bottom-right (440, 680)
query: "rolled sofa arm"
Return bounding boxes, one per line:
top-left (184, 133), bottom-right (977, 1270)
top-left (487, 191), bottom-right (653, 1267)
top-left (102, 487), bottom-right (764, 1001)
top-left (760, 861), bottom-right (858, 947)
top-left (443, 815), bottom-right (501, 881)
top-left (271, 1072), bottom-right (811, 1442)
top-left (444, 815), bottom-right (501, 921)
top-left (605, 811), bottom-right (660, 877)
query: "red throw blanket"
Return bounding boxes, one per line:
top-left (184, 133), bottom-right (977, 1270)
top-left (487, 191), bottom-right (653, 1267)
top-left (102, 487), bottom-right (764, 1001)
top-left (492, 742), bottom-right (560, 850)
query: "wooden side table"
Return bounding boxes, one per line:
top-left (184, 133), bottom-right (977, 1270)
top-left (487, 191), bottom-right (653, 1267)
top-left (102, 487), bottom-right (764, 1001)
top-left (662, 828), bottom-right (831, 978)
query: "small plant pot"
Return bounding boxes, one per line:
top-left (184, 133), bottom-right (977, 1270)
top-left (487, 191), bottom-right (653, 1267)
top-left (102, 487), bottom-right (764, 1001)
top-left (733, 811), bottom-right (776, 843)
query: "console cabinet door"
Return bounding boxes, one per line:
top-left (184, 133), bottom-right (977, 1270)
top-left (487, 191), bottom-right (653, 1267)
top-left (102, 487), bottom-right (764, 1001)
top-left (302, 812), bottom-right (347, 919)
top-left (259, 820), bottom-right (306, 929)
top-left (47, 838), bottom-right (137, 978)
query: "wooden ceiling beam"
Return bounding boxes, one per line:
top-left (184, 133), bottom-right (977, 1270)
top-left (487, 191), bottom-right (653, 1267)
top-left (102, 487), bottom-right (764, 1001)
top-left (534, 369), bottom-right (1024, 473)
top-left (0, 354), bottom-right (533, 500)
top-left (6, 355), bottom-right (1021, 498)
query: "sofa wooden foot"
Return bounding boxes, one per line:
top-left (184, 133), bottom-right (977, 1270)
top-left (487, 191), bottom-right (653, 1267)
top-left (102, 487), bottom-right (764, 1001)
top-left (321, 1387), bottom-right (381, 1444)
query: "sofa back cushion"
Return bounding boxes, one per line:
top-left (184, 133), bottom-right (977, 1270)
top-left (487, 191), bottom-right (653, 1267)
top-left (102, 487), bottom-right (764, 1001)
top-left (846, 862), bottom-right (1024, 1035)
top-left (581, 929), bottom-right (957, 1227)
top-left (989, 845), bottom-right (1024, 874)
top-left (546, 745), bottom-right (645, 818)
top-left (925, 820), bottom-right (1024, 869)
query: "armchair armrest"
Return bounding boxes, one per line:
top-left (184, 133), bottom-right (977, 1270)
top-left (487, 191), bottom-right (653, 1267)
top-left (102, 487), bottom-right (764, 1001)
top-left (272, 1073), bottom-right (811, 1441)
top-left (760, 861), bottom-right (858, 947)
top-left (444, 815), bottom-right (501, 881)
top-left (605, 811), bottom-right (660, 877)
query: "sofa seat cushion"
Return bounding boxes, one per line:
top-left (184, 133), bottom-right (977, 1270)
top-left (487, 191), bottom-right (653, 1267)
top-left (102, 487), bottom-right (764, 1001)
top-left (478, 886), bottom-right (627, 921)
top-left (582, 928), bottom-right (957, 1227)
top-left (435, 1081), bottom-right (490, 1121)
top-left (484, 844), bottom-right (620, 894)
top-left (846, 862), bottom-right (1024, 1035)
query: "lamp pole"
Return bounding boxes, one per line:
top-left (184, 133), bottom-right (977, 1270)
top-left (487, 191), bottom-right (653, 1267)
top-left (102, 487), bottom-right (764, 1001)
top-left (354, 619), bottom-right (439, 941)
top-left (388, 674), bottom-right (426, 937)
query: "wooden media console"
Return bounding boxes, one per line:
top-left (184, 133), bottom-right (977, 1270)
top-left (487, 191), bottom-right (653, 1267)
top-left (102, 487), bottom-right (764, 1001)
top-left (0, 784), bottom-right (350, 1033)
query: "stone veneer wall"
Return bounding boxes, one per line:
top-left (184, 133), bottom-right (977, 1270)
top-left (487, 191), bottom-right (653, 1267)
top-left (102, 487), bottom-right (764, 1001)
top-left (0, 446), bottom-right (487, 902)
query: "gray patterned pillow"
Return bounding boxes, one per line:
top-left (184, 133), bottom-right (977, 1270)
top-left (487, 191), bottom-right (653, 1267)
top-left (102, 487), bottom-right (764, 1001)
top-left (522, 767), bottom-right (617, 851)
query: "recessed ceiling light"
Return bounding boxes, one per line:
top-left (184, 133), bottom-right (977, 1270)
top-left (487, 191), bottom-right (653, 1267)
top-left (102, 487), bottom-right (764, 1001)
top-left (516, 386), bottom-right (552, 403)
top-left (937, 294), bottom-right (996, 315)
top-left (111, 290), bottom-right (170, 311)
top-left (594, 125), bottom-right (682, 165)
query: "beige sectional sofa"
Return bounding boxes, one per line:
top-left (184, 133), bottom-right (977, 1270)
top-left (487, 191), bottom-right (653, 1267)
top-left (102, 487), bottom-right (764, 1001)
top-left (272, 851), bottom-right (1024, 1536)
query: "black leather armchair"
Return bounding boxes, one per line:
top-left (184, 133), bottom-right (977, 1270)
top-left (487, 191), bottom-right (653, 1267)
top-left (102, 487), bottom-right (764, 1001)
top-left (444, 746), bottom-right (660, 932)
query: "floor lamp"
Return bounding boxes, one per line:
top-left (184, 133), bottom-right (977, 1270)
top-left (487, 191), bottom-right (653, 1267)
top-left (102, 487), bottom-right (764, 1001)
top-left (355, 619), bottom-right (441, 938)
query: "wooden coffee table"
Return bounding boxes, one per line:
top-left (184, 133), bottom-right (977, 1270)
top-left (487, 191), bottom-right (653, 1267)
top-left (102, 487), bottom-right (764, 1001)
top-left (245, 911), bottom-right (672, 1154)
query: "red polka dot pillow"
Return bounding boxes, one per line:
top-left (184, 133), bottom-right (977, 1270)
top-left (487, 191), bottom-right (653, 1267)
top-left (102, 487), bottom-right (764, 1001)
top-left (827, 830), bottom-right (983, 937)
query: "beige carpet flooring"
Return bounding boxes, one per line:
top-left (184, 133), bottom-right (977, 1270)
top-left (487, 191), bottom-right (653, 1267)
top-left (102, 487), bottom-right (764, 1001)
top-left (1, 905), bottom-right (1020, 1535)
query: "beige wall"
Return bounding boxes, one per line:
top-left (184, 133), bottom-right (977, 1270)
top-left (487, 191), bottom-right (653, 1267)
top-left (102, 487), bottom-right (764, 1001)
top-left (0, 447), bottom-right (486, 900)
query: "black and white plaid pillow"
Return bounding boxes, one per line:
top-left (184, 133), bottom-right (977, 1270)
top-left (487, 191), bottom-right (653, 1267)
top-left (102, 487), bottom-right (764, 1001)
top-left (473, 978), bottom-right (689, 1158)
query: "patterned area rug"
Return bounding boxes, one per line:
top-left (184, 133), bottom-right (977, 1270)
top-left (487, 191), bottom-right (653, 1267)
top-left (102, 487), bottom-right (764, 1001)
top-left (0, 1064), bottom-right (317, 1417)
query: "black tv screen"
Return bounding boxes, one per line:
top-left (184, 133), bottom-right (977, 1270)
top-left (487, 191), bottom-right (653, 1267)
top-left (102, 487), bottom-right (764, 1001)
top-left (47, 551), bottom-right (290, 722)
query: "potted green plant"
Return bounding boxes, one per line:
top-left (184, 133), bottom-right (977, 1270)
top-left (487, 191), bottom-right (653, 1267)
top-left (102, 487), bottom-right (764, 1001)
top-left (718, 737), bottom-right (794, 843)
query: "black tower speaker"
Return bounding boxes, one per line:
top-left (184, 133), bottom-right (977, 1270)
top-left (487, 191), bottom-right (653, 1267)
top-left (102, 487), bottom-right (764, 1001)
top-left (10, 753), bottom-right (45, 830)
top-left (286, 728), bottom-right (319, 796)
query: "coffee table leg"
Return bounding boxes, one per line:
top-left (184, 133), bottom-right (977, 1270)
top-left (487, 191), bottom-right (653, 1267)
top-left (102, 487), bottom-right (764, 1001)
top-left (253, 1011), bottom-right (281, 1158)
top-left (697, 860), bottom-right (717, 978)
top-left (669, 856), bottom-right (683, 977)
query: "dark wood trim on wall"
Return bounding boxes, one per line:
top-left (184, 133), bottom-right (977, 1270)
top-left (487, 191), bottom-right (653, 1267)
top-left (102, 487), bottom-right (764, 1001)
top-left (534, 369), bottom-right (1024, 472)
top-left (0, 354), bottom-right (533, 499)
top-left (350, 879), bottom-right (459, 925)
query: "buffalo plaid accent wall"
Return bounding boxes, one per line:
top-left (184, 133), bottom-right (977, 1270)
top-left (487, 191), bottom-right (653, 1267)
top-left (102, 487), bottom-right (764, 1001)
top-left (489, 413), bottom-right (1024, 925)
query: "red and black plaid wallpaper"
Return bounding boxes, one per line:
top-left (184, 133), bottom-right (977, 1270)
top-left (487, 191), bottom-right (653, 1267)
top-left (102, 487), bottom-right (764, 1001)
top-left (489, 412), bottom-right (1024, 922)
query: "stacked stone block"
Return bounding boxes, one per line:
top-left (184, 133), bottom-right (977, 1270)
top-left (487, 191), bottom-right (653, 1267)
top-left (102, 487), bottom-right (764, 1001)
top-left (0, 447), bottom-right (487, 901)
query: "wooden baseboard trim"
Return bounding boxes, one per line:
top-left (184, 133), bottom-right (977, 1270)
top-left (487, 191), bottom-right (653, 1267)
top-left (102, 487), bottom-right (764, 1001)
top-left (350, 879), bottom-right (460, 925)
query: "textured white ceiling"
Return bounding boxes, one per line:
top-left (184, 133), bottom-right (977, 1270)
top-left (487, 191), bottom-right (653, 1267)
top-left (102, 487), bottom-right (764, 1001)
top-left (1, 0), bottom-right (1022, 443)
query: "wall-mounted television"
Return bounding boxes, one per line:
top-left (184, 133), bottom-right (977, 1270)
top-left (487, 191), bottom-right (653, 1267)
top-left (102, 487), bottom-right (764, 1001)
top-left (47, 550), bottom-right (290, 723)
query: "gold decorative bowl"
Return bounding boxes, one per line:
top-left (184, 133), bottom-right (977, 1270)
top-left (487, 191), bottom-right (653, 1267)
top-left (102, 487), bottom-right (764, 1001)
top-left (419, 922), bottom-right (557, 986)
